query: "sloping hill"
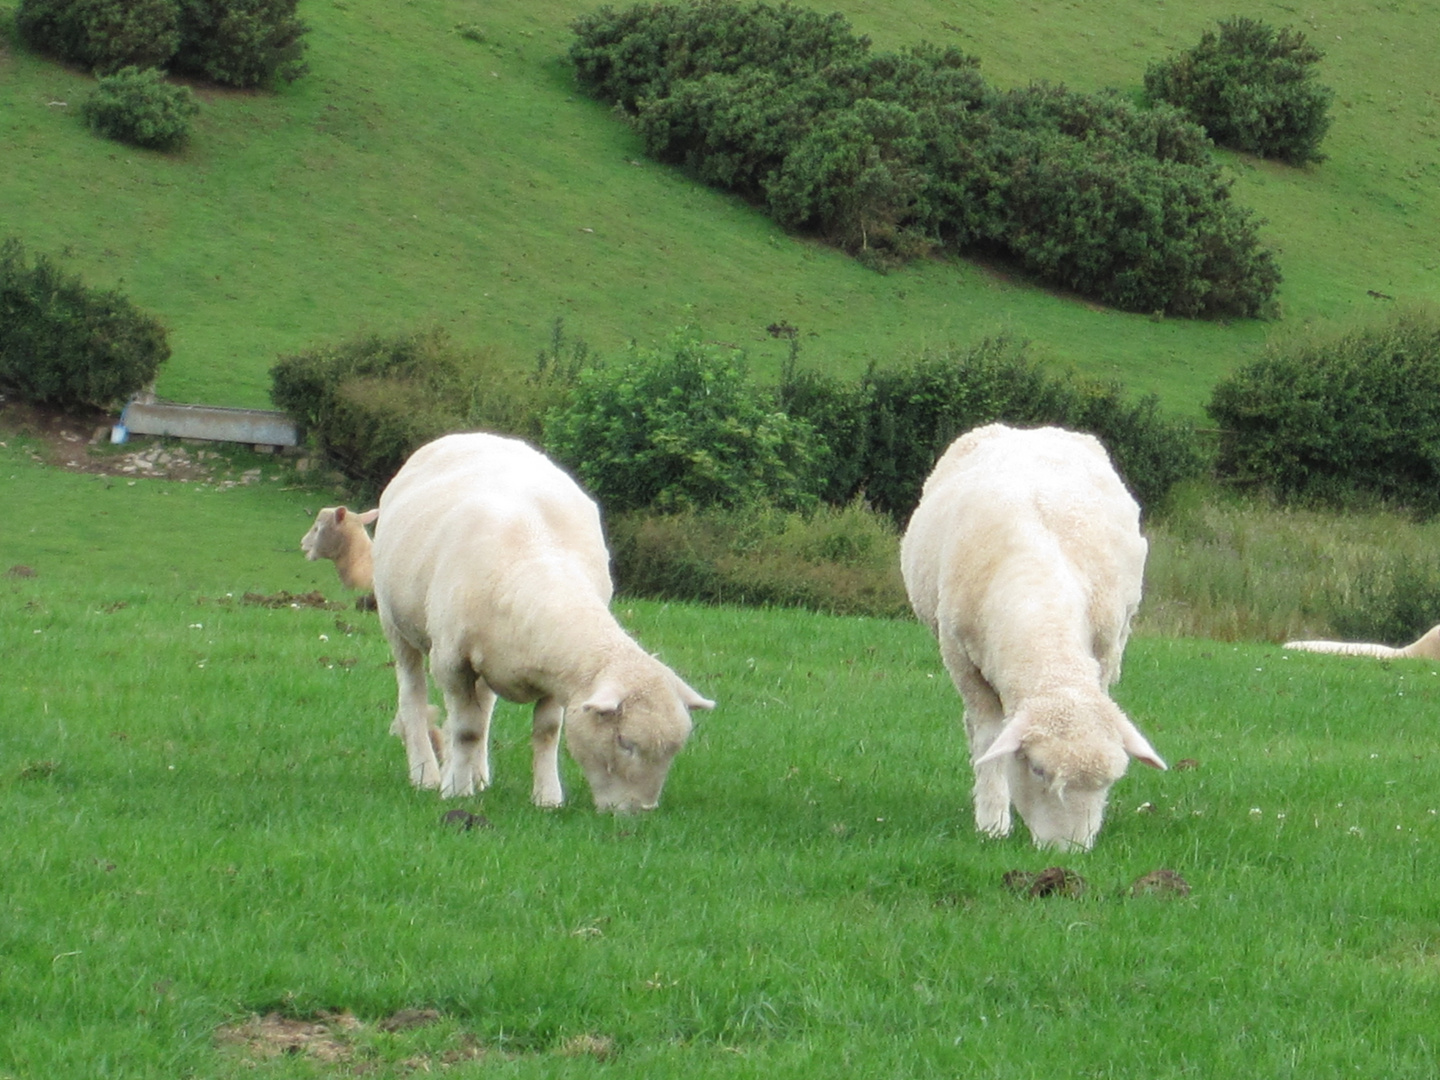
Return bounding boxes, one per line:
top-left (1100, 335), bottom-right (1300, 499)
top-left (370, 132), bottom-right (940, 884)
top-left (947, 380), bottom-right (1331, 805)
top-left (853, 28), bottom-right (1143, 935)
top-left (2, 0), bottom-right (1435, 413)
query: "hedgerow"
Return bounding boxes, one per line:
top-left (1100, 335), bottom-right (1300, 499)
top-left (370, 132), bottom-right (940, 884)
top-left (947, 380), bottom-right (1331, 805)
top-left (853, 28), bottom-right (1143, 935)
top-left (781, 336), bottom-right (1205, 520)
top-left (570, 1), bottom-right (1280, 318)
top-left (270, 328), bottom-right (563, 493)
top-left (1208, 309), bottom-right (1440, 514)
top-left (16, 0), bottom-right (308, 88)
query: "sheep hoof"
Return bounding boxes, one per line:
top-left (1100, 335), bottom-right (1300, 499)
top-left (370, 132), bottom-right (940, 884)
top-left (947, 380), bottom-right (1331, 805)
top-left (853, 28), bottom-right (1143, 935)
top-left (978, 816), bottom-right (1012, 839)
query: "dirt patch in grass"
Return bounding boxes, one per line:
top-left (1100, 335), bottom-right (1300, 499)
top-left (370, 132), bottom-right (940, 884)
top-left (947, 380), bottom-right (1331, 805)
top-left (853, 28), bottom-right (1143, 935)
top-left (1128, 868), bottom-right (1191, 898)
top-left (216, 1011), bottom-right (619, 1069)
top-left (1003, 867), bottom-right (1088, 898)
top-left (216, 1011), bottom-right (362, 1063)
top-left (240, 590), bottom-right (346, 610)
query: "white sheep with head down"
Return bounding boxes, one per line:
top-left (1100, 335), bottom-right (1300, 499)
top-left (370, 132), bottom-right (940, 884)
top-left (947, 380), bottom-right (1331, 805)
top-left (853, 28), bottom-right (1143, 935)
top-left (1284, 625), bottom-right (1440, 660)
top-left (371, 432), bottom-right (715, 812)
top-left (900, 423), bottom-right (1166, 850)
top-left (300, 506), bottom-right (379, 591)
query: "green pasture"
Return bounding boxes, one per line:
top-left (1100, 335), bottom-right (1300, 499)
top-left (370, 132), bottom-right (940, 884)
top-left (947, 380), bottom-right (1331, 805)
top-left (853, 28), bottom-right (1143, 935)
top-left (3, 0), bottom-right (1438, 413)
top-left (5, 438), bottom-right (1440, 1078)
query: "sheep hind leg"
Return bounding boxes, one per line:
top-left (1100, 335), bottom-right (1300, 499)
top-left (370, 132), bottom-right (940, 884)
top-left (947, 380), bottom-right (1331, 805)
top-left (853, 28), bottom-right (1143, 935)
top-left (530, 697), bottom-right (565, 808)
top-left (434, 661), bottom-right (495, 799)
top-left (392, 639), bottom-right (441, 789)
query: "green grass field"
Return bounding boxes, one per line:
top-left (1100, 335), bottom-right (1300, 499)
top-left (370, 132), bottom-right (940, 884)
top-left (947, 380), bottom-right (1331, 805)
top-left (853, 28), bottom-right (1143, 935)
top-left (6, 0), bottom-right (1440, 1074)
top-left (5, 438), bottom-right (1440, 1078)
top-left (3, 0), bottom-right (1438, 414)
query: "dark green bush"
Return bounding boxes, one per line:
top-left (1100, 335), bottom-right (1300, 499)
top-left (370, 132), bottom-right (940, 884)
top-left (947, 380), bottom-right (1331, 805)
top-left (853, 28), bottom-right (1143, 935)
top-left (571, 1), bottom-right (1280, 318)
top-left (781, 337), bottom-right (1205, 521)
top-left (173, 0), bottom-right (308, 88)
top-left (81, 66), bottom-right (198, 150)
top-left (979, 85), bottom-right (1281, 317)
top-left (570, 0), bottom-right (867, 112)
top-left (270, 328), bottom-right (555, 493)
top-left (608, 500), bottom-right (910, 617)
top-left (544, 329), bottom-right (825, 513)
top-left (16, 0), bottom-right (179, 73)
top-left (1208, 310), bottom-right (1440, 514)
top-left (1145, 16), bottom-right (1333, 165)
top-left (0, 237), bottom-right (170, 410)
top-left (17, 0), bottom-right (307, 88)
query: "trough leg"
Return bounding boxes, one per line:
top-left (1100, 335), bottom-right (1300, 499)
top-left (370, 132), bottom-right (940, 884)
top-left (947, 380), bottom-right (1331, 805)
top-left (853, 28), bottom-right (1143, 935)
top-left (530, 697), bottom-right (565, 808)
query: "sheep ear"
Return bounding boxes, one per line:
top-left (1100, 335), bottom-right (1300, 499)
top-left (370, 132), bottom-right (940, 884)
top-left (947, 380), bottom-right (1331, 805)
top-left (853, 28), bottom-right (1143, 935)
top-left (580, 684), bottom-right (625, 721)
top-left (1118, 717), bottom-right (1167, 770)
top-left (356, 508), bottom-right (380, 526)
top-left (676, 677), bottom-right (715, 712)
top-left (333, 506), bottom-right (348, 523)
top-left (974, 714), bottom-right (1028, 768)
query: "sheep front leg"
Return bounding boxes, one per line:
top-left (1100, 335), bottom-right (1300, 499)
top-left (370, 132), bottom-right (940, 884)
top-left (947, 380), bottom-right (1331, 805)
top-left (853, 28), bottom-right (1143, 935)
top-left (433, 660), bottom-right (495, 799)
top-left (530, 697), bottom-right (565, 808)
top-left (952, 660), bottom-right (1011, 839)
top-left (392, 638), bottom-right (441, 789)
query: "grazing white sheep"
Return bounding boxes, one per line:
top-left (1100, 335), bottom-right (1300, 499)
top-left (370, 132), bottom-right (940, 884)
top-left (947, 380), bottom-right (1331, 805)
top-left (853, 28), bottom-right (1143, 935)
top-left (900, 423), bottom-right (1166, 850)
top-left (300, 506), bottom-right (379, 591)
top-left (372, 432), bottom-right (715, 812)
top-left (1283, 625), bottom-right (1440, 660)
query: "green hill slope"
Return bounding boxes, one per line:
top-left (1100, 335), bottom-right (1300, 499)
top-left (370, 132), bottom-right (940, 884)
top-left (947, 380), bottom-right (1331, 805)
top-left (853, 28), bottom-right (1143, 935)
top-left (2, 0), bottom-right (1436, 414)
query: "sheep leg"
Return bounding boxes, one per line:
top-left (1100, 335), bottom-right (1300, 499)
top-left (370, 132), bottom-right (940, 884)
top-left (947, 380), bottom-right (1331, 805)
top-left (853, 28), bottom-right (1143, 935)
top-left (392, 638), bottom-right (441, 789)
top-left (953, 661), bottom-right (1011, 839)
top-left (530, 696), bottom-right (565, 808)
top-left (433, 660), bottom-right (495, 799)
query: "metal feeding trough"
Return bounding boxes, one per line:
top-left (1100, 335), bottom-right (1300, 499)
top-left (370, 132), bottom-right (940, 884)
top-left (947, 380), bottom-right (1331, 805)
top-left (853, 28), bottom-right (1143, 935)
top-left (113, 401), bottom-right (299, 451)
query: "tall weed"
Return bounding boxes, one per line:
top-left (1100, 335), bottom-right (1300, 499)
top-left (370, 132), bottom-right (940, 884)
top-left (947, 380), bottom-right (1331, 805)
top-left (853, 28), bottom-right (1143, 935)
top-left (1141, 486), bottom-right (1440, 643)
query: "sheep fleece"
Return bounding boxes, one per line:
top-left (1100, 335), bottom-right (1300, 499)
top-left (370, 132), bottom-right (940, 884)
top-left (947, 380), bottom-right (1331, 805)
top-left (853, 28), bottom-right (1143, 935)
top-left (901, 423), bottom-right (1162, 849)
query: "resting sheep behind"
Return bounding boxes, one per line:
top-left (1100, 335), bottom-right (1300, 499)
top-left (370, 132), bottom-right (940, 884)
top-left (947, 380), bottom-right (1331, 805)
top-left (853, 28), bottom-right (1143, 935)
top-left (301, 506), bottom-right (379, 591)
top-left (1283, 625), bottom-right (1440, 660)
top-left (900, 423), bottom-right (1166, 851)
top-left (371, 432), bottom-right (715, 813)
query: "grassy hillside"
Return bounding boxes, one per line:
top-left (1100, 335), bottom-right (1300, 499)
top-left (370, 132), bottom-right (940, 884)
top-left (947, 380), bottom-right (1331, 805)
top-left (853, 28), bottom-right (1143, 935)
top-left (5, 439), bottom-right (1440, 1077)
top-left (3, 0), bottom-right (1436, 414)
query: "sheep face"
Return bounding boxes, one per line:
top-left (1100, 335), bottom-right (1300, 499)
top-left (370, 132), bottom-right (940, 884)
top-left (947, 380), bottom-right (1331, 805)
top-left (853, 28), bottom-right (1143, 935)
top-left (976, 694), bottom-right (1164, 851)
top-left (1006, 732), bottom-right (1129, 852)
top-left (564, 676), bottom-right (711, 813)
top-left (301, 506), bottom-right (375, 561)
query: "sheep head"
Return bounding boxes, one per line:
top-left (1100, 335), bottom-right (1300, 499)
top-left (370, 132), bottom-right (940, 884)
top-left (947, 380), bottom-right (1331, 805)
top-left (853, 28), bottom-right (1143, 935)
top-left (565, 669), bottom-right (714, 813)
top-left (975, 693), bottom-right (1165, 851)
top-left (301, 506), bottom-right (379, 561)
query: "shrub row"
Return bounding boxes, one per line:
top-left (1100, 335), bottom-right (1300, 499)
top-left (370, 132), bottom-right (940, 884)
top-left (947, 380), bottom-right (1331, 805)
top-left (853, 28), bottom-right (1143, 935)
top-left (780, 336), bottom-right (1205, 520)
top-left (1208, 308), bottom-right (1440, 515)
top-left (16, 0), bottom-right (308, 88)
top-left (0, 237), bottom-right (169, 410)
top-left (570, 1), bottom-right (1281, 317)
top-left (270, 327), bottom-right (572, 495)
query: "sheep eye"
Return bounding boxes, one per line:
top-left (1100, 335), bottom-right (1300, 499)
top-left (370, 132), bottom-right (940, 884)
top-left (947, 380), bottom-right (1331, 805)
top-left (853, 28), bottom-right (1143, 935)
top-left (1029, 763), bottom-right (1049, 781)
